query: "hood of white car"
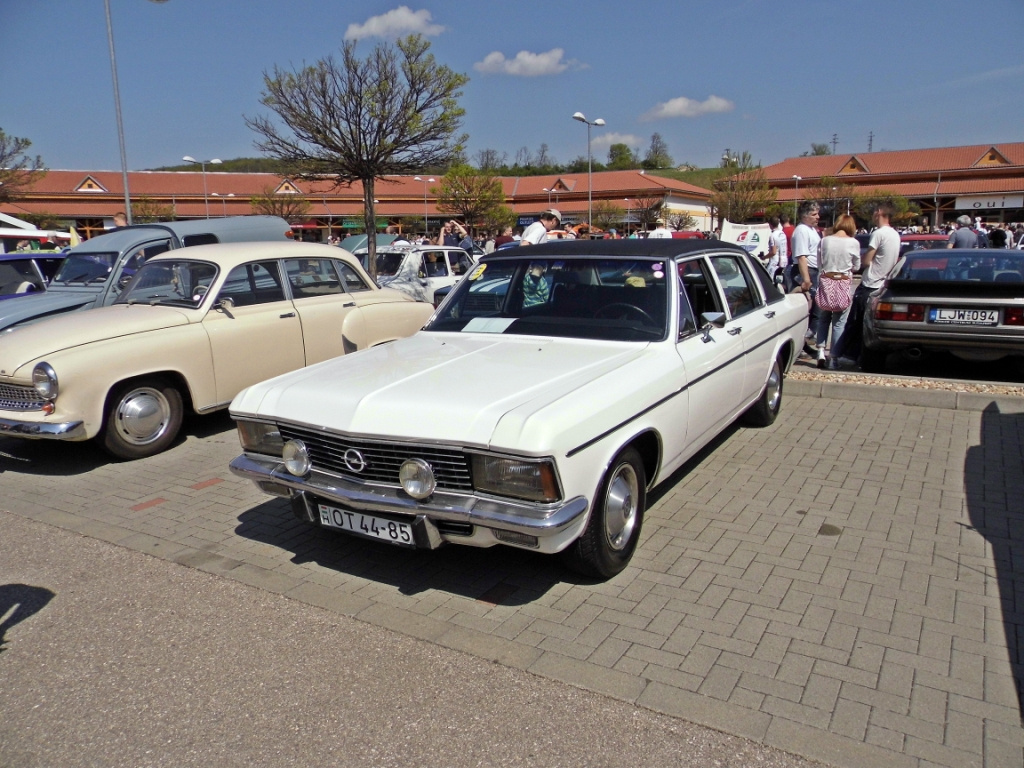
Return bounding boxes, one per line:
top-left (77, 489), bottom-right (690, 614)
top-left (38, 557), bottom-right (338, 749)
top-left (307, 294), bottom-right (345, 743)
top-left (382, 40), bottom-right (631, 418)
top-left (232, 332), bottom-right (653, 451)
top-left (0, 304), bottom-right (192, 377)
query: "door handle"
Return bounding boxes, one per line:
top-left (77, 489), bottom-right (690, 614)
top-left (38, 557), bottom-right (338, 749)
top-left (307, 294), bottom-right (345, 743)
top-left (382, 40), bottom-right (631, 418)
top-left (764, 311), bottom-right (776, 318)
top-left (280, 312), bottom-right (295, 318)
top-left (728, 327), bottom-right (742, 335)
top-left (343, 301), bottom-right (355, 307)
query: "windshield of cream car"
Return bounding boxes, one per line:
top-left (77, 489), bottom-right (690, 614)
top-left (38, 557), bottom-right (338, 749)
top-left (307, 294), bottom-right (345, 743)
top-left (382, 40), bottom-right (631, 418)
top-left (115, 259), bottom-right (218, 308)
top-left (424, 257), bottom-right (669, 341)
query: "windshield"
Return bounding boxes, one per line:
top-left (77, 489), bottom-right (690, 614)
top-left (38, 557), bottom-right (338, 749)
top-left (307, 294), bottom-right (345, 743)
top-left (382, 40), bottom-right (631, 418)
top-left (115, 259), bottom-right (218, 308)
top-left (375, 251), bottom-right (407, 277)
top-left (53, 251), bottom-right (117, 284)
top-left (0, 259), bottom-right (45, 296)
top-left (425, 257), bottom-right (669, 342)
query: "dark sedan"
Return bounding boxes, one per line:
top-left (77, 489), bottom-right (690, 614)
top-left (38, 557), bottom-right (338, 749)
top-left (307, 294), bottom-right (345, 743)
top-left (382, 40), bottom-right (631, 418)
top-left (861, 249), bottom-right (1024, 372)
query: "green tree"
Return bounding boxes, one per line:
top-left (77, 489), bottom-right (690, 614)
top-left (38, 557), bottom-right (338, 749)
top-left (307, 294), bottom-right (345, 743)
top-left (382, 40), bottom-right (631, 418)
top-left (800, 143), bottom-right (831, 156)
top-left (591, 200), bottom-right (625, 232)
top-left (0, 128), bottom-right (45, 204)
top-left (246, 34), bottom-right (468, 279)
top-left (807, 176), bottom-right (857, 226)
top-left (607, 143), bottom-right (639, 170)
top-left (249, 186), bottom-right (312, 220)
top-left (434, 164), bottom-right (506, 232)
top-left (131, 196), bottom-right (176, 223)
top-left (479, 203), bottom-right (517, 234)
top-left (641, 133), bottom-right (673, 170)
top-left (852, 192), bottom-right (919, 228)
top-left (708, 151), bottom-right (777, 224)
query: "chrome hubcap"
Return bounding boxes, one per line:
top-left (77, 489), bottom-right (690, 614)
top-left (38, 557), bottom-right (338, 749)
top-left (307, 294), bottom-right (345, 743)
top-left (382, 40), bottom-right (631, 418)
top-left (115, 387), bottom-right (171, 445)
top-left (604, 463), bottom-right (639, 551)
top-left (765, 361), bottom-right (782, 412)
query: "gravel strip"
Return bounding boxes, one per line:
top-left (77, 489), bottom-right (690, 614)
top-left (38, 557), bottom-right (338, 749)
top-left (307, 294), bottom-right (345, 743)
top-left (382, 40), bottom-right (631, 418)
top-left (788, 360), bottom-right (1024, 396)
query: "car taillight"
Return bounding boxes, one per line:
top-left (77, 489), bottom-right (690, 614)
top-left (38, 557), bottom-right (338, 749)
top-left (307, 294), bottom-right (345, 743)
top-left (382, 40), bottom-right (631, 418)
top-left (875, 302), bottom-right (925, 322)
top-left (1005, 307), bottom-right (1024, 326)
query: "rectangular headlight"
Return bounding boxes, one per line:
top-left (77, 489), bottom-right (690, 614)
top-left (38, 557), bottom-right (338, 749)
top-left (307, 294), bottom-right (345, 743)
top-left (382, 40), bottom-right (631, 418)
top-left (471, 455), bottom-right (560, 503)
top-left (235, 420), bottom-right (284, 456)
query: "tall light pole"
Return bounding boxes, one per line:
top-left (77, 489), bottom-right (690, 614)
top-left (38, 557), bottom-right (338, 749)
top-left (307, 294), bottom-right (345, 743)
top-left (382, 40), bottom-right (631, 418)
top-left (211, 192), bottom-right (233, 217)
top-left (543, 187), bottom-right (552, 204)
top-left (572, 112), bottom-right (605, 233)
top-left (322, 195), bottom-right (333, 242)
top-left (792, 175), bottom-right (802, 220)
top-left (183, 156), bottom-right (222, 218)
top-left (414, 176), bottom-right (435, 239)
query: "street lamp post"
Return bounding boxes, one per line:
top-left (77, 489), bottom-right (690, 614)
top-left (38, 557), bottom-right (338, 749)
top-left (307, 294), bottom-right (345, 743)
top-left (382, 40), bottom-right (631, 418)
top-left (792, 175), bottom-right (802, 220)
top-left (721, 150), bottom-right (737, 225)
top-left (183, 156), bottom-right (222, 218)
top-left (572, 112), bottom-right (605, 233)
top-left (543, 188), bottom-right (552, 204)
top-left (322, 195), bottom-right (333, 242)
top-left (414, 176), bottom-right (435, 240)
top-left (211, 192), bottom-right (233, 217)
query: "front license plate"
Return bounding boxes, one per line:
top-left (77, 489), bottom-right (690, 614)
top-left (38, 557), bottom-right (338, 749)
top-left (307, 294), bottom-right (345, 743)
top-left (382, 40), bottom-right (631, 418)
top-left (317, 503), bottom-right (414, 546)
top-left (929, 307), bottom-right (998, 326)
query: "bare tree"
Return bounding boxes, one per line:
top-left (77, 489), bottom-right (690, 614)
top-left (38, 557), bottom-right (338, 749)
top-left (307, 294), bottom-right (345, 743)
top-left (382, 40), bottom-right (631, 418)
top-left (249, 186), bottom-right (312, 220)
top-left (630, 193), bottom-right (666, 230)
top-left (514, 146), bottom-right (533, 168)
top-left (591, 200), bottom-right (625, 232)
top-left (474, 148), bottom-right (507, 171)
top-left (0, 128), bottom-right (45, 204)
top-left (246, 34), bottom-right (468, 278)
top-left (131, 197), bottom-right (176, 223)
top-left (708, 151), bottom-right (777, 225)
top-left (667, 211), bottom-right (697, 231)
top-left (642, 133), bottom-right (673, 170)
top-left (435, 165), bottom-right (506, 232)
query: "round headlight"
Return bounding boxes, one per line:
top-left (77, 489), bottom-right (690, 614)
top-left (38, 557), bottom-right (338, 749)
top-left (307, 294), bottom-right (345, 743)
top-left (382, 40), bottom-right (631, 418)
top-left (32, 363), bottom-right (58, 400)
top-left (282, 440), bottom-right (311, 476)
top-left (399, 458), bottom-right (436, 499)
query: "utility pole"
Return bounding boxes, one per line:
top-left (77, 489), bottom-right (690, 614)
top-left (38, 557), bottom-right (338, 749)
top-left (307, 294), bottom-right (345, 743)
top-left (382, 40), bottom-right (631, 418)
top-left (831, 133), bottom-right (838, 155)
top-left (868, 132), bottom-right (874, 153)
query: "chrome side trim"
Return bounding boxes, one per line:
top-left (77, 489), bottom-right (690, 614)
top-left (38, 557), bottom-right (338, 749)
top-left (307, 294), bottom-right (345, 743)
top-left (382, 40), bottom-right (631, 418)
top-left (229, 453), bottom-right (589, 538)
top-left (0, 417), bottom-right (86, 439)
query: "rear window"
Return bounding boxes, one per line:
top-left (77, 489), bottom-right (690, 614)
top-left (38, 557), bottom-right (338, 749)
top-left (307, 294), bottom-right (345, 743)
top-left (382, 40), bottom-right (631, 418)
top-left (182, 233), bottom-right (220, 247)
top-left (895, 253), bottom-right (1024, 282)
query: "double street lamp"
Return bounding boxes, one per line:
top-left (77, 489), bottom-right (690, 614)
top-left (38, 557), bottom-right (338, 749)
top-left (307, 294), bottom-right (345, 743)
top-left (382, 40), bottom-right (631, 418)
top-left (572, 112), bottom-right (605, 233)
top-left (413, 176), bottom-right (435, 239)
top-left (210, 192), bottom-right (234, 217)
top-left (183, 156), bottom-right (222, 218)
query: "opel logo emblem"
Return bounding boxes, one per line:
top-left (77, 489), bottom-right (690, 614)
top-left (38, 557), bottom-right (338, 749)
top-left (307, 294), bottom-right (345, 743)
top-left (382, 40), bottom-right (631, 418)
top-left (343, 448), bottom-right (367, 473)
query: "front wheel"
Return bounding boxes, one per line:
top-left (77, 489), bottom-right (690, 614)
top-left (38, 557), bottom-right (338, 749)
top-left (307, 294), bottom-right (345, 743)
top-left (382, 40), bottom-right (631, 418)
top-left (561, 447), bottom-right (646, 579)
top-left (101, 378), bottom-right (184, 460)
top-left (743, 355), bottom-right (784, 427)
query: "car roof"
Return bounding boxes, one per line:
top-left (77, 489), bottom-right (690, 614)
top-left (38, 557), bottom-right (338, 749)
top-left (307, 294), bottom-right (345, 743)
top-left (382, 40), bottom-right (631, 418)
top-left (901, 234), bottom-right (947, 240)
top-left (145, 240), bottom-right (364, 272)
top-left (66, 216), bottom-right (292, 253)
top-left (482, 238), bottom-right (743, 260)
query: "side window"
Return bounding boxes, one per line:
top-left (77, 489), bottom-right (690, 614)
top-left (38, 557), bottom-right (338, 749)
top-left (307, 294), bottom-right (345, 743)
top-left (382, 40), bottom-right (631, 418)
top-left (218, 261), bottom-right (286, 307)
top-left (122, 240), bottom-right (171, 275)
top-left (336, 262), bottom-right (371, 292)
top-left (710, 255), bottom-right (759, 317)
top-left (182, 233), bottom-right (219, 247)
top-left (749, 255), bottom-right (785, 304)
top-left (677, 258), bottom-right (723, 322)
top-left (285, 258), bottom-right (342, 298)
top-left (447, 250), bottom-right (472, 275)
top-left (422, 251), bottom-right (449, 277)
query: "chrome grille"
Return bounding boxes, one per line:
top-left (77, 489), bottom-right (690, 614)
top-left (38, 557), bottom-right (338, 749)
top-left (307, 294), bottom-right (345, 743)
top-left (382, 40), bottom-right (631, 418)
top-left (0, 383), bottom-right (44, 411)
top-left (278, 424), bottom-right (473, 491)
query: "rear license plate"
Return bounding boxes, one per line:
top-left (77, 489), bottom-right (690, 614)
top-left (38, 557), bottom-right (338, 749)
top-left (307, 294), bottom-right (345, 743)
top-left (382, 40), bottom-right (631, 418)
top-left (929, 308), bottom-right (998, 326)
top-left (317, 503), bottom-right (414, 546)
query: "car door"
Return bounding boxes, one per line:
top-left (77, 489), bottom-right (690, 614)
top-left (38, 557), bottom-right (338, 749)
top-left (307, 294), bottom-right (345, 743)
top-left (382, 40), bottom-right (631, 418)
top-left (708, 253), bottom-right (775, 404)
top-left (203, 260), bottom-right (304, 404)
top-left (283, 257), bottom-right (361, 363)
top-left (419, 248), bottom-right (456, 302)
top-left (672, 256), bottom-right (748, 456)
top-left (103, 238), bottom-right (172, 305)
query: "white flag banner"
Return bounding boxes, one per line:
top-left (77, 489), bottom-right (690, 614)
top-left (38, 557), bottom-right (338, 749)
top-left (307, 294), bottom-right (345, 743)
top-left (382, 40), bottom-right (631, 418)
top-left (720, 220), bottom-right (772, 260)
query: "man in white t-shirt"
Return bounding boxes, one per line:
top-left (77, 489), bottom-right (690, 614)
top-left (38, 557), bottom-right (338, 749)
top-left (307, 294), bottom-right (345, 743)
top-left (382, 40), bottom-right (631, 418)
top-left (831, 202), bottom-right (900, 367)
top-left (520, 209), bottom-right (561, 246)
top-left (647, 217), bottom-right (673, 238)
top-left (790, 201), bottom-right (822, 346)
top-left (767, 215), bottom-right (789, 282)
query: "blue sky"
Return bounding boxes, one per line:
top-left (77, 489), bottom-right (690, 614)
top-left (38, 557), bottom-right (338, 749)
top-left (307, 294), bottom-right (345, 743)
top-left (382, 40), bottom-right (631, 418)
top-left (5, 0), bottom-right (1023, 173)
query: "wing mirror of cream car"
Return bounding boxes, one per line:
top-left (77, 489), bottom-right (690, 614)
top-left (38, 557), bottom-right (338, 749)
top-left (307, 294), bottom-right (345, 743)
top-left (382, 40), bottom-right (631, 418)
top-left (700, 312), bottom-right (726, 343)
top-left (215, 295), bottom-right (236, 317)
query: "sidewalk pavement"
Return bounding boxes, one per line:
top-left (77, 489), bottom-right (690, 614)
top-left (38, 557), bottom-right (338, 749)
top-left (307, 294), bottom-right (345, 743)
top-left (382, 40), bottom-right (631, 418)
top-left (2, 381), bottom-right (1023, 768)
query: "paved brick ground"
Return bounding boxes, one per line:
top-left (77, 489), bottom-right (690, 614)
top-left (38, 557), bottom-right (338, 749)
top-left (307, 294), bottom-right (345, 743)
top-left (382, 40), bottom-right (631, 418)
top-left (2, 391), bottom-right (1023, 768)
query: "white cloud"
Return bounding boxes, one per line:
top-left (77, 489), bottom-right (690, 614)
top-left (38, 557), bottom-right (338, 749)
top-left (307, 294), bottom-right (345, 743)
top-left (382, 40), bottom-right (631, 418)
top-left (591, 133), bottom-right (641, 151)
top-left (640, 95), bottom-right (734, 121)
top-left (473, 48), bottom-right (583, 77)
top-left (344, 6), bottom-right (445, 40)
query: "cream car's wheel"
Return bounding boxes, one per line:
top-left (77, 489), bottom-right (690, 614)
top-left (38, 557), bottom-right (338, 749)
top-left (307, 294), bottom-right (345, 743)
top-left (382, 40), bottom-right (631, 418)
top-left (102, 378), bottom-right (183, 460)
top-left (562, 447), bottom-right (646, 579)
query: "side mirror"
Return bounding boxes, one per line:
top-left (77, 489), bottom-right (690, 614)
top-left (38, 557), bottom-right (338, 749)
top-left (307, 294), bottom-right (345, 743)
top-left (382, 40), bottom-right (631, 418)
top-left (216, 296), bottom-right (235, 315)
top-left (699, 312), bottom-right (726, 343)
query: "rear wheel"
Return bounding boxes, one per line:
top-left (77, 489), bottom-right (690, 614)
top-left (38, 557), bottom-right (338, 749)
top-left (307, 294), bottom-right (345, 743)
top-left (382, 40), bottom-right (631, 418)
top-left (743, 355), bottom-right (784, 427)
top-left (561, 447), bottom-right (646, 579)
top-left (101, 378), bottom-right (183, 460)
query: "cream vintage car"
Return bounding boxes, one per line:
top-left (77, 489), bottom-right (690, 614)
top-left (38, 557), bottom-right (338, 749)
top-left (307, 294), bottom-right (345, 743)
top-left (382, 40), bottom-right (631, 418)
top-left (229, 240), bottom-right (809, 578)
top-left (0, 241), bottom-right (433, 459)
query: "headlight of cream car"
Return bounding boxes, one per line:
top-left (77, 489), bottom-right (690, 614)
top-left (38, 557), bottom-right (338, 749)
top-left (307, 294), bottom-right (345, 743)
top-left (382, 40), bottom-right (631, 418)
top-left (236, 420), bottom-right (284, 456)
top-left (470, 455), bottom-right (561, 503)
top-left (32, 363), bottom-right (59, 400)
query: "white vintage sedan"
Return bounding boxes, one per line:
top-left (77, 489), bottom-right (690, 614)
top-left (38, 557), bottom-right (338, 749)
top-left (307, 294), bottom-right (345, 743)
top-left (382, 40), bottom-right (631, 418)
top-left (229, 240), bottom-right (809, 578)
top-left (0, 242), bottom-right (433, 459)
